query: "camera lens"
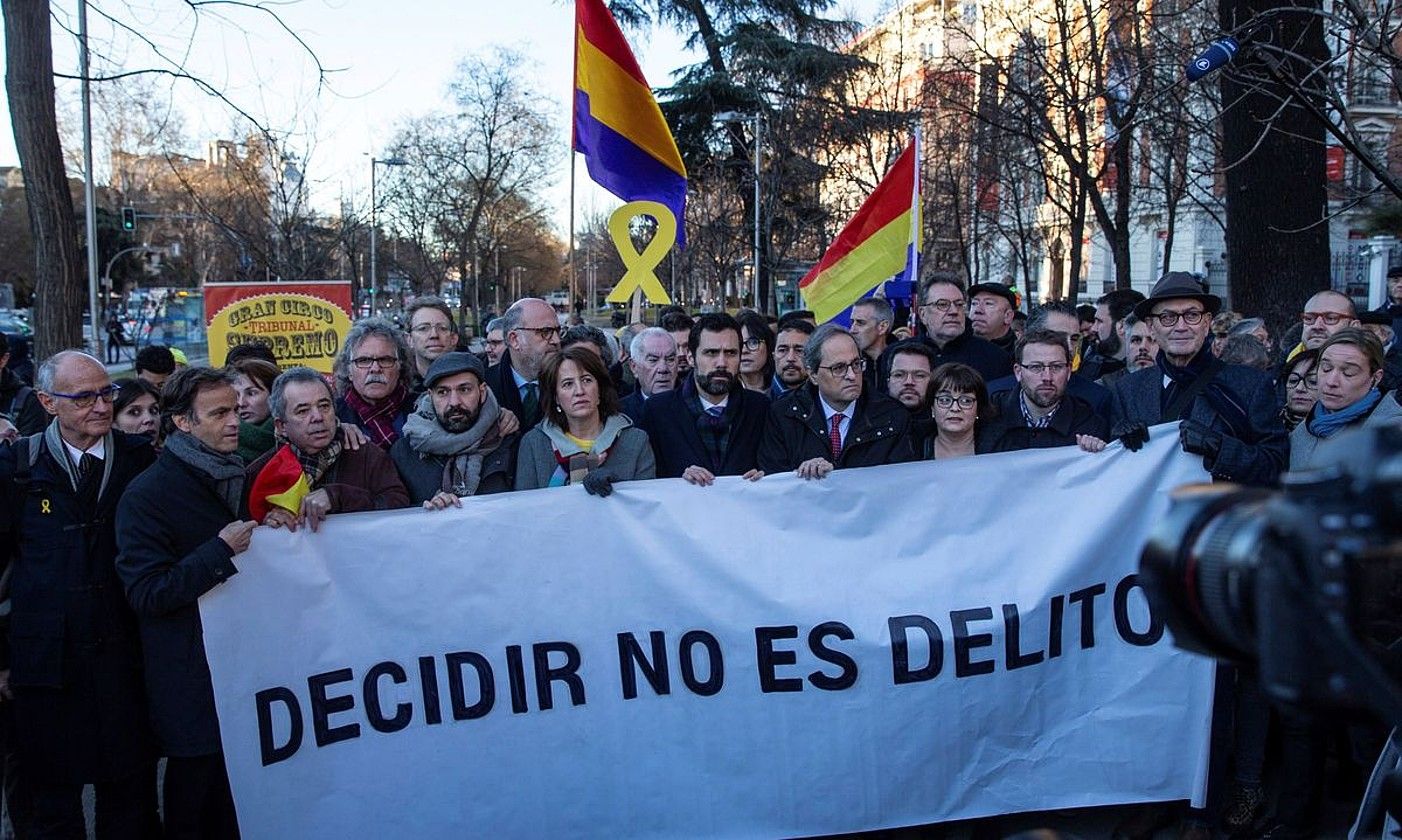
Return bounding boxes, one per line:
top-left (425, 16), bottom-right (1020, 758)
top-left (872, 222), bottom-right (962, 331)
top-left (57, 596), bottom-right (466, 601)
top-left (1140, 484), bottom-right (1275, 663)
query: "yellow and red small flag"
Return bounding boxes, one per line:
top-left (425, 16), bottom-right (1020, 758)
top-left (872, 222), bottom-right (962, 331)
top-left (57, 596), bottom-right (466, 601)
top-left (249, 444), bottom-right (311, 521)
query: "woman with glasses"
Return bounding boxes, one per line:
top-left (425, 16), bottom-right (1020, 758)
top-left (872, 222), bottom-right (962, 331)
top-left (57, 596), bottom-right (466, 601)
top-left (925, 363), bottom-right (988, 460)
top-left (1290, 328), bottom-right (1399, 469)
top-left (1279, 348), bottom-right (1320, 432)
top-left (112, 377), bottom-right (162, 445)
top-left (230, 357), bottom-right (280, 462)
top-left (515, 345), bottom-right (655, 494)
top-left (736, 311), bottom-right (775, 394)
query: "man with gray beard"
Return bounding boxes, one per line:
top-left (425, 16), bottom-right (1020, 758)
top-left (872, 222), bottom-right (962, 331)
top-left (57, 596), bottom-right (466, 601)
top-left (391, 352), bottom-right (520, 506)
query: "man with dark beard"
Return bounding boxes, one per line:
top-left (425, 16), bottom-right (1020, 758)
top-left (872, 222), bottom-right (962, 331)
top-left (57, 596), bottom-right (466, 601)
top-left (770, 319), bottom-right (813, 398)
top-left (639, 313), bottom-right (769, 484)
top-left (980, 329), bottom-right (1110, 453)
top-left (884, 340), bottom-right (938, 449)
top-left (1084, 288), bottom-right (1145, 385)
top-left (391, 352), bottom-right (519, 506)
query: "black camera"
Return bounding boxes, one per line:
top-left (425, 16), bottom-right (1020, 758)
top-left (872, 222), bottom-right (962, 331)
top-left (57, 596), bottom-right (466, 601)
top-left (1139, 423), bottom-right (1402, 727)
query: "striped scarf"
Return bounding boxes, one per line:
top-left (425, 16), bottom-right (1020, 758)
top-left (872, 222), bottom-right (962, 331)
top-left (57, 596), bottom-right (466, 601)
top-left (342, 382), bottom-right (408, 448)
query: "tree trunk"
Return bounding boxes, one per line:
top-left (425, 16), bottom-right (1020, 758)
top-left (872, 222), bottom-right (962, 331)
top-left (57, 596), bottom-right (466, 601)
top-left (1113, 135), bottom-right (1133, 290)
top-left (4, 0), bottom-right (83, 360)
top-left (1219, 0), bottom-right (1330, 332)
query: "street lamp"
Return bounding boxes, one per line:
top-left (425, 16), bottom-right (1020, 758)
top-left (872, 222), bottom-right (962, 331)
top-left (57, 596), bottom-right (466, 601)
top-left (369, 155), bottom-right (408, 315)
top-left (715, 111), bottom-right (763, 310)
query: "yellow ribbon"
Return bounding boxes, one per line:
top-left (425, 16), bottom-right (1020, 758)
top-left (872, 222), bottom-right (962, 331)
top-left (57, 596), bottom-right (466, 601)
top-left (40, 499), bottom-right (51, 514)
top-left (605, 201), bottom-right (675, 305)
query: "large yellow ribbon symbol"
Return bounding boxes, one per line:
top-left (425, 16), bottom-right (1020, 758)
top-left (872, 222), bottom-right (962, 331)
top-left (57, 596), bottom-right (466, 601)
top-left (605, 201), bottom-right (675, 305)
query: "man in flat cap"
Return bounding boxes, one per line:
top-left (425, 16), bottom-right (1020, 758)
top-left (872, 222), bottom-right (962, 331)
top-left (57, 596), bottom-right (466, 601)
top-left (1109, 272), bottom-right (1287, 486)
top-left (391, 351), bottom-right (519, 507)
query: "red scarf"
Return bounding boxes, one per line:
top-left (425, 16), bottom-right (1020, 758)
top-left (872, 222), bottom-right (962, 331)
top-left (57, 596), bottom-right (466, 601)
top-left (343, 382), bottom-right (408, 448)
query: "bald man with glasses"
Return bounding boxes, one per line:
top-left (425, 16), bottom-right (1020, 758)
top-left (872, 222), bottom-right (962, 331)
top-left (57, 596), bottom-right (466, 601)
top-left (1109, 273), bottom-right (1287, 486)
top-left (0, 351), bottom-right (161, 837)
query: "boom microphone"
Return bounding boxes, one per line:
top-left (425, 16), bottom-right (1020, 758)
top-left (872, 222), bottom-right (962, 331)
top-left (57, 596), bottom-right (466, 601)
top-left (1186, 37), bottom-right (1239, 82)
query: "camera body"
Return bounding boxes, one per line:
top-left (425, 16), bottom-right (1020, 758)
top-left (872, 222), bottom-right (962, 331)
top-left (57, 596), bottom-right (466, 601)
top-left (1140, 423), bottom-right (1402, 725)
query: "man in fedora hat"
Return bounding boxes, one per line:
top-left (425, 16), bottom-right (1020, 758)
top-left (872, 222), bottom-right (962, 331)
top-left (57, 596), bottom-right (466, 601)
top-left (1109, 271), bottom-right (1287, 487)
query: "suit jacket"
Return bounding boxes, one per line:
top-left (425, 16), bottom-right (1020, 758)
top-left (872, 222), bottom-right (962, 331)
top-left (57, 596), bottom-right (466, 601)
top-left (619, 390), bottom-right (647, 423)
top-left (485, 348), bottom-right (543, 430)
top-left (1109, 360), bottom-right (1288, 486)
top-left (639, 384), bottom-right (769, 478)
top-left (758, 384), bottom-right (917, 473)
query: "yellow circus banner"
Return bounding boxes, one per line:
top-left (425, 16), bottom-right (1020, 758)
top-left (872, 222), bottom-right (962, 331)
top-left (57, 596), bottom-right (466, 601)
top-left (204, 282), bottom-right (354, 373)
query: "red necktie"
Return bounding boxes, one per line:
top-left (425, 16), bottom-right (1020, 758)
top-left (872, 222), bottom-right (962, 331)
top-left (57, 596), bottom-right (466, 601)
top-left (829, 413), bottom-right (843, 460)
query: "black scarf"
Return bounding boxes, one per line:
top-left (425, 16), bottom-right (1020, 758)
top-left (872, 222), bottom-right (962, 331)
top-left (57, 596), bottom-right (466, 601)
top-left (164, 431), bottom-right (246, 516)
top-left (1157, 345), bottom-right (1251, 438)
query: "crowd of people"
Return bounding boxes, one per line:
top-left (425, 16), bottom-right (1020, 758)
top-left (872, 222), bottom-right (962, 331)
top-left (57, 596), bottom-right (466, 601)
top-left (0, 265), bottom-right (1399, 839)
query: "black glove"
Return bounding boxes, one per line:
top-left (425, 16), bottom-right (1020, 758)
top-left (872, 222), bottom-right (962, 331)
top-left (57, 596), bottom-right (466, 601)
top-left (582, 469), bottom-right (616, 497)
top-left (1117, 422), bottom-right (1149, 452)
top-left (1179, 419), bottom-right (1223, 462)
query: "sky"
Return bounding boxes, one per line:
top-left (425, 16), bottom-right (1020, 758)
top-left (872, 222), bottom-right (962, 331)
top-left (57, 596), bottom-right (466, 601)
top-left (0, 0), bottom-right (894, 235)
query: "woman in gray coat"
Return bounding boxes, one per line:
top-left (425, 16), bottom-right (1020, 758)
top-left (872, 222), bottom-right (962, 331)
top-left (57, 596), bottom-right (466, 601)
top-left (515, 344), bottom-right (655, 494)
top-left (1290, 327), bottom-right (1401, 470)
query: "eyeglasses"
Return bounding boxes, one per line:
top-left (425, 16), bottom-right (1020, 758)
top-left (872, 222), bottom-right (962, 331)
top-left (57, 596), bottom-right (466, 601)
top-left (1019, 362), bottom-right (1070, 376)
top-left (934, 393), bottom-right (977, 409)
top-left (889, 369), bottom-right (931, 383)
top-left (516, 326), bottom-right (562, 341)
top-left (1148, 309), bottom-right (1207, 327)
top-left (485, 338), bottom-right (505, 347)
top-left (351, 355), bottom-right (400, 370)
top-left (742, 337), bottom-right (763, 351)
top-left (47, 384), bottom-right (118, 408)
top-left (920, 299), bottom-right (967, 313)
top-left (1286, 373), bottom-right (1318, 390)
top-left (1301, 311), bottom-right (1350, 326)
top-left (816, 357), bottom-right (867, 378)
top-left (411, 323), bottom-right (454, 336)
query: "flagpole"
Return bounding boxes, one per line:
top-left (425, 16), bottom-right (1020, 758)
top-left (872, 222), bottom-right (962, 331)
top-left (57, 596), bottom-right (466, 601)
top-left (569, 154), bottom-right (578, 313)
top-left (909, 122), bottom-right (922, 336)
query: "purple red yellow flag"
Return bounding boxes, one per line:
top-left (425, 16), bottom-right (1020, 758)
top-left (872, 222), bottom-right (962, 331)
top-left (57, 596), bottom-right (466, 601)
top-left (800, 139), bottom-right (921, 324)
top-left (573, 0), bottom-right (688, 244)
top-left (248, 444), bottom-right (311, 522)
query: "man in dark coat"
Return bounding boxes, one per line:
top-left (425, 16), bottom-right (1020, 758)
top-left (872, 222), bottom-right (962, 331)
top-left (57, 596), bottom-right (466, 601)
top-left (640, 312), bottom-right (769, 483)
top-left (909, 272), bottom-right (1013, 383)
top-left (759, 324), bottom-right (916, 478)
top-left (0, 333), bottom-right (45, 436)
top-left (391, 352), bottom-right (518, 506)
top-left (1371, 265), bottom-right (1402, 336)
top-left (0, 351), bottom-right (159, 838)
top-left (116, 366), bottom-right (260, 839)
top-left (250, 367), bottom-right (411, 529)
top-left (484, 297), bottom-right (562, 430)
top-left (985, 301), bottom-right (1113, 420)
top-left (1110, 273), bottom-right (1287, 486)
top-left (619, 327), bottom-right (678, 422)
top-left (980, 329), bottom-right (1110, 453)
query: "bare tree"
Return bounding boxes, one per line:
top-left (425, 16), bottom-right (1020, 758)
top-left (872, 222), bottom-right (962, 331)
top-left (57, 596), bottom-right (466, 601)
top-left (380, 48), bottom-right (560, 329)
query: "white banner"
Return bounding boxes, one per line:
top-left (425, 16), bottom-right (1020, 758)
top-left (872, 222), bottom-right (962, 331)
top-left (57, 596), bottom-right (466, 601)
top-left (201, 425), bottom-right (1216, 838)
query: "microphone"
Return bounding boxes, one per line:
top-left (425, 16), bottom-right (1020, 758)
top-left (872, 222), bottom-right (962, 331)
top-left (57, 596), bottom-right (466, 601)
top-left (1186, 37), bottom-right (1240, 82)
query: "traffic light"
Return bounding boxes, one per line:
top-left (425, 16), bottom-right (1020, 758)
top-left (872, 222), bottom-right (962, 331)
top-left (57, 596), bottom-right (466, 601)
top-left (121, 207), bottom-right (136, 232)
